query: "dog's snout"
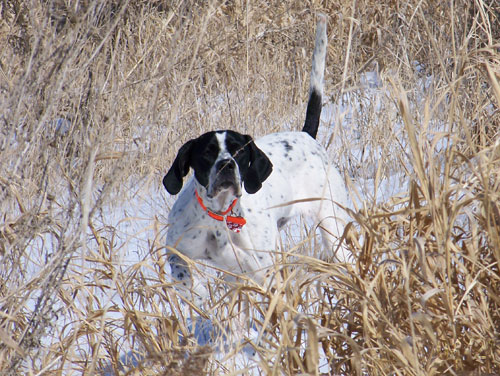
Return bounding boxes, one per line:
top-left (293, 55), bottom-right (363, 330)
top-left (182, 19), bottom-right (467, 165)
top-left (216, 159), bottom-right (235, 172)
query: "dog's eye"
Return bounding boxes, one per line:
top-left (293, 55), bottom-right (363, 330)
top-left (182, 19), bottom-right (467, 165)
top-left (205, 143), bottom-right (219, 156)
top-left (226, 142), bottom-right (244, 157)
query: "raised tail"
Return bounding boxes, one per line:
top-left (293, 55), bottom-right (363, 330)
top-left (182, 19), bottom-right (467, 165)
top-left (302, 14), bottom-right (327, 139)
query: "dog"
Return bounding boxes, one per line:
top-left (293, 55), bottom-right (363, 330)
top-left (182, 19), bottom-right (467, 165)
top-left (163, 15), bottom-right (350, 306)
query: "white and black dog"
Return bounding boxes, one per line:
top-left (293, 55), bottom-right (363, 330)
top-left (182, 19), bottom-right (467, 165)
top-left (163, 15), bottom-right (350, 305)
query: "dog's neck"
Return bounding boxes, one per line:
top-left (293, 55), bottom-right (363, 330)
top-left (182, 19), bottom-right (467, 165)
top-left (192, 182), bottom-right (246, 233)
top-left (194, 182), bottom-right (240, 214)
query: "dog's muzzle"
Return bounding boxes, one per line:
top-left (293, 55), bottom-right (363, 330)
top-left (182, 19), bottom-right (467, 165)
top-left (207, 158), bottom-right (241, 197)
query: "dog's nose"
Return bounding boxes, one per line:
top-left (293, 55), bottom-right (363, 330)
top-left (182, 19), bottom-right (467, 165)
top-left (215, 159), bottom-right (235, 172)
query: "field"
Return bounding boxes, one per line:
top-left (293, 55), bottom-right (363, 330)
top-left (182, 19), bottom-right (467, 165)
top-left (0, 0), bottom-right (499, 375)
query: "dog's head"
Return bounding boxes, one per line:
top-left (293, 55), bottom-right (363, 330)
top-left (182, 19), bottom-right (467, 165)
top-left (163, 131), bottom-right (273, 199)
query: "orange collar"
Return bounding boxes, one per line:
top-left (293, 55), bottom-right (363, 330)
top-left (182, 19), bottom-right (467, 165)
top-left (194, 190), bottom-right (246, 232)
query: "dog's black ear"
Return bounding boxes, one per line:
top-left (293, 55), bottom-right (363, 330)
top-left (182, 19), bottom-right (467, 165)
top-left (243, 136), bottom-right (273, 194)
top-left (163, 140), bottom-right (195, 194)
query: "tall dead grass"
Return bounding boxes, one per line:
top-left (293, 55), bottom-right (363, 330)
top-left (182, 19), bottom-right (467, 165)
top-left (0, 0), bottom-right (499, 375)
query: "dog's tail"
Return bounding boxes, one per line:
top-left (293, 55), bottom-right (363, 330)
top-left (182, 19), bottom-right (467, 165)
top-left (302, 14), bottom-right (327, 140)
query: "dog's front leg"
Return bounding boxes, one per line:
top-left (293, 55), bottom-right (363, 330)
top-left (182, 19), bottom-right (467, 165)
top-left (211, 241), bottom-right (269, 286)
top-left (167, 253), bottom-right (208, 307)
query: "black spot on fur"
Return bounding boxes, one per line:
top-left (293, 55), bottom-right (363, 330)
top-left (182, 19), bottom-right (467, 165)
top-left (204, 248), bottom-right (212, 260)
top-left (278, 217), bottom-right (289, 228)
top-left (281, 140), bottom-right (293, 152)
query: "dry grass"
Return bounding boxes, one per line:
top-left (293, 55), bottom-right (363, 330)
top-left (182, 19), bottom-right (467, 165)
top-left (0, 0), bottom-right (499, 375)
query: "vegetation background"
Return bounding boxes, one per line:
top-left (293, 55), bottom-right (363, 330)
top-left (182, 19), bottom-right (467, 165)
top-left (0, 0), bottom-right (499, 374)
